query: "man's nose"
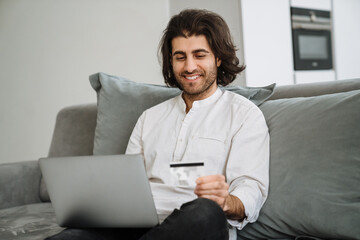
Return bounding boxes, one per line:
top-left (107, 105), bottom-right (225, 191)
top-left (184, 57), bottom-right (197, 73)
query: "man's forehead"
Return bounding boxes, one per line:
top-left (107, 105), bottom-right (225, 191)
top-left (171, 35), bottom-right (212, 54)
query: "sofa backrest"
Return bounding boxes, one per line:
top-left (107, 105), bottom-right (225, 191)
top-left (47, 78), bottom-right (360, 159)
top-left (48, 104), bottom-right (97, 158)
top-left (270, 77), bottom-right (360, 99)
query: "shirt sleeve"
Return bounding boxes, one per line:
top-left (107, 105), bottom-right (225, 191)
top-left (226, 106), bottom-right (270, 230)
top-left (125, 112), bottom-right (145, 155)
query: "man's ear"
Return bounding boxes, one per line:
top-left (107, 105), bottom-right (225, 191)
top-left (216, 58), bottom-right (222, 67)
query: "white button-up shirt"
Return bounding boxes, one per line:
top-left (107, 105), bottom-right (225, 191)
top-left (126, 87), bottom-right (269, 232)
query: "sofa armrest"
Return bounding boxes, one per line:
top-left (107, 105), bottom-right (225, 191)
top-left (0, 160), bottom-right (42, 209)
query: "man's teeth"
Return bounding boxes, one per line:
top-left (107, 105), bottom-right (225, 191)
top-left (186, 75), bottom-right (199, 80)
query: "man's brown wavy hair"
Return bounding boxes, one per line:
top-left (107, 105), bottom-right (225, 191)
top-left (159, 9), bottom-right (245, 89)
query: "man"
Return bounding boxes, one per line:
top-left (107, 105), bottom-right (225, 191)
top-left (48, 9), bottom-right (269, 240)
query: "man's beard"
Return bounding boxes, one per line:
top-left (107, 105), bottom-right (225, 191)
top-left (175, 68), bottom-right (218, 99)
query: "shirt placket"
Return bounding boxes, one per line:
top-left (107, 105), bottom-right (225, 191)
top-left (172, 110), bottom-right (193, 162)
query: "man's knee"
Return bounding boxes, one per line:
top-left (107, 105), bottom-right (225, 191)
top-left (142, 198), bottom-right (229, 240)
top-left (179, 198), bottom-right (228, 228)
top-left (181, 198), bottom-right (223, 214)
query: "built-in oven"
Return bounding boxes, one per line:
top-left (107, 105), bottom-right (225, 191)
top-left (291, 7), bottom-right (333, 70)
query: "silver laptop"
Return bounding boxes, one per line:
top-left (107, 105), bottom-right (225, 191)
top-left (39, 154), bottom-right (159, 228)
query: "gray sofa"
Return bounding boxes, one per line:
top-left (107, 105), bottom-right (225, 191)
top-left (1, 76), bottom-right (359, 240)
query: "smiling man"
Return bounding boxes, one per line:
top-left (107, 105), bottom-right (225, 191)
top-left (47, 9), bottom-right (269, 240)
top-left (126, 9), bottom-right (269, 239)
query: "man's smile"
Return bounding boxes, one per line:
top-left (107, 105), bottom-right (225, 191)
top-left (184, 74), bottom-right (201, 82)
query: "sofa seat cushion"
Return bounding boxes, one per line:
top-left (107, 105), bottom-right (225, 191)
top-left (0, 203), bottom-right (63, 240)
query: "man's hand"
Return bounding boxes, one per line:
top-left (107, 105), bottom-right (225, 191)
top-left (194, 175), bottom-right (245, 220)
top-left (194, 175), bottom-right (229, 208)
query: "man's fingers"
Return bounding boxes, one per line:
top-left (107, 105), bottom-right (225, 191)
top-left (196, 174), bottom-right (225, 184)
top-left (194, 189), bottom-right (228, 198)
top-left (195, 181), bottom-right (229, 191)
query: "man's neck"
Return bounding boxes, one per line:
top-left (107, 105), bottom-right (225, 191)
top-left (182, 86), bottom-right (218, 113)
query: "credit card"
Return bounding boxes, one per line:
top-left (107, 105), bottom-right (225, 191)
top-left (170, 162), bottom-right (204, 186)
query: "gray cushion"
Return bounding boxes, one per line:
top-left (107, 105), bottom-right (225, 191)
top-left (89, 72), bottom-right (275, 155)
top-left (0, 203), bottom-right (63, 240)
top-left (238, 90), bottom-right (360, 239)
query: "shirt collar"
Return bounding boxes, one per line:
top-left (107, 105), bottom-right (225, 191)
top-left (176, 87), bottom-right (223, 112)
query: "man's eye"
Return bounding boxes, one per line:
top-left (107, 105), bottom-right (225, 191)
top-left (196, 55), bottom-right (206, 58)
top-left (176, 57), bottom-right (185, 61)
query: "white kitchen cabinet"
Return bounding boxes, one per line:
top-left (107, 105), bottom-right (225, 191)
top-left (332, 0), bottom-right (360, 80)
top-left (240, 0), bottom-right (294, 86)
top-left (168, 0), bottom-right (359, 86)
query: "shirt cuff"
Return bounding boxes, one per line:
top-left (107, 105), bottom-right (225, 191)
top-left (227, 218), bottom-right (250, 230)
top-left (227, 188), bottom-right (259, 230)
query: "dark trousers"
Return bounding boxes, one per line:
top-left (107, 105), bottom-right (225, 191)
top-left (46, 198), bottom-right (229, 240)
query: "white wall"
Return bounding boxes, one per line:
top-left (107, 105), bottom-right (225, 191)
top-left (0, 0), bottom-right (169, 163)
top-left (332, 0), bottom-right (360, 80)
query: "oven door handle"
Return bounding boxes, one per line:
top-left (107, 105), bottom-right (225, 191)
top-left (292, 22), bottom-right (331, 31)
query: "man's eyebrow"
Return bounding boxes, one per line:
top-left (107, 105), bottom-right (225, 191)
top-left (173, 51), bottom-right (185, 56)
top-left (172, 49), bottom-right (210, 56)
top-left (192, 49), bottom-right (210, 54)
